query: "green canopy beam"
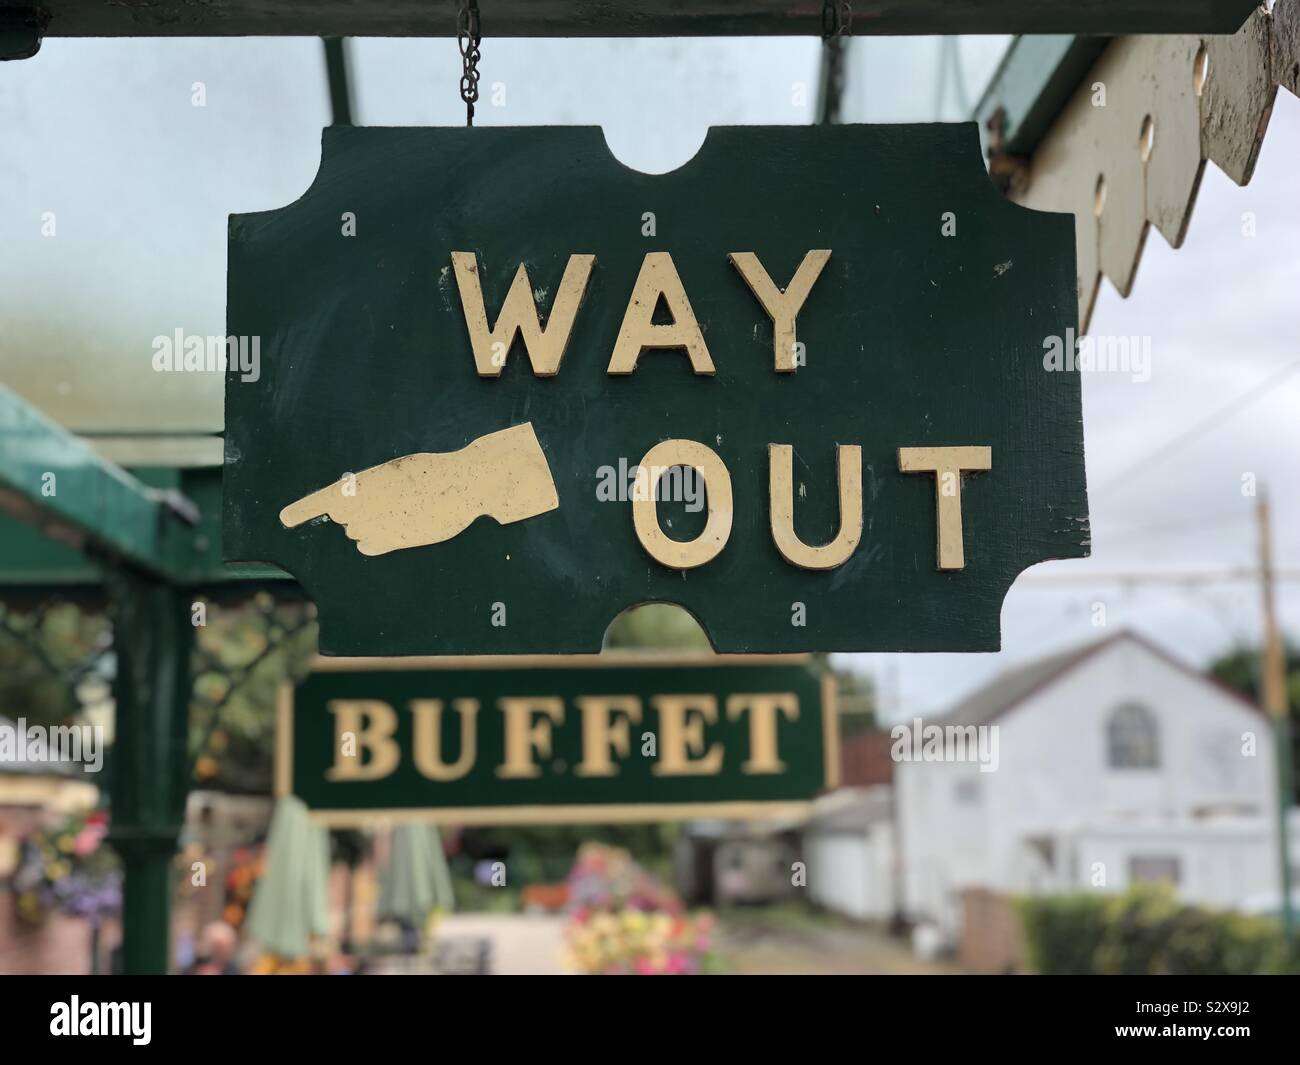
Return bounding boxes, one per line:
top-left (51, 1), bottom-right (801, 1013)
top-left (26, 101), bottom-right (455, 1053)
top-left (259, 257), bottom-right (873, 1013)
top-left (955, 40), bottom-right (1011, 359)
top-left (973, 35), bottom-right (1109, 159)
top-left (0, 0), bottom-right (1264, 60)
top-left (0, 389), bottom-right (298, 974)
top-left (0, 392), bottom-right (286, 587)
top-left (0, 386), bottom-right (198, 581)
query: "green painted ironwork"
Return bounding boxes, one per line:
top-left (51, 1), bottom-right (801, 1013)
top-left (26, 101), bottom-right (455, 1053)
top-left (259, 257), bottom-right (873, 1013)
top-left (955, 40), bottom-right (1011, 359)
top-left (1275, 712), bottom-right (1297, 946)
top-left (189, 594), bottom-right (318, 790)
top-left (0, 461), bottom-right (289, 588)
top-left (0, 519), bottom-right (102, 587)
top-left (105, 571), bottom-right (194, 975)
top-left (322, 37), bottom-right (354, 127)
top-left (973, 35), bottom-right (1110, 162)
top-left (0, 387), bottom-right (197, 581)
top-left (0, 7), bottom-right (44, 60)
top-left (0, 599), bottom-right (113, 722)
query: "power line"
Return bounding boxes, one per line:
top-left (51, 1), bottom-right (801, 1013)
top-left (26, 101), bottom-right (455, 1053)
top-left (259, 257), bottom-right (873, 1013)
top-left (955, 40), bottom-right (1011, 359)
top-left (1093, 358), bottom-right (1300, 500)
top-left (1019, 568), bottom-right (1300, 586)
top-left (1098, 509), bottom-right (1252, 545)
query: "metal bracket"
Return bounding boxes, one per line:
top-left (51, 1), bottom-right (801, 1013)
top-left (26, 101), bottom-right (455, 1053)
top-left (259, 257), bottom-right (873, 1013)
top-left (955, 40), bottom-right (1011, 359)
top-left (995, 0), bottom-right (1300, 331)
top-left (145, 486), bottom-right (202, 526)
top-left (0, 6), bottom-right (47, 60)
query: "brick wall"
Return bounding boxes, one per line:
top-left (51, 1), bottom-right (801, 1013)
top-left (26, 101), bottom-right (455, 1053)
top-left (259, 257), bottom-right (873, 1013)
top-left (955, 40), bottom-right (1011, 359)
top-left (839, 732), bottom-right (894, 788)
top-left (959, 888), bottom-right (1027, 974)
top-left (0, 893), bottom-right (118, 975)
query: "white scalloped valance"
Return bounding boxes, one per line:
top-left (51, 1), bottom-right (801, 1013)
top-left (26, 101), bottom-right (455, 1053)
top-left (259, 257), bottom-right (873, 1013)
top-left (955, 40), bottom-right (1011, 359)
top-left (1011, 0), bottom-right (1300, 330)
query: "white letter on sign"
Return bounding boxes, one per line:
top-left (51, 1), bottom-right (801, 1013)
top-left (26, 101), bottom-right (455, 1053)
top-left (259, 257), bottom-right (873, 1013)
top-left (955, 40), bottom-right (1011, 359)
top-left (768, 443), bottom-right (862, 569)
top-left (452, 251), bottom-right (594, 377)
top-left (496, 697), bottom-right (564, 779)
top-left (898, 446), bottom-right (992, 570)
top-left (607, 252), bottom-right (715, 375)
top-left (632, 439), bottom-right (733, 569)
top-left (726, 692), bottom-right (799, 774)
top-left (326, 700), bottom-right (401, 781)
top-left (574, 695), bottom-right (642, 778)
top-left (651, 694), bottom-right (724, 777)
top-left (728, 250), bottom-right (830, 372)
top-left (410, 698), bottom-right (479, 781)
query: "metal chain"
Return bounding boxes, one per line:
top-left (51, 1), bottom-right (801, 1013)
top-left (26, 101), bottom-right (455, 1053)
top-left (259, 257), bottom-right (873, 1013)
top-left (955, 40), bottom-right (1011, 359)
top-left (819, 0), bottom-right (852, 125)
top-left (821, 0), bottom-right (853, 38)
top-left (457, 0), bottom-right (482, 127)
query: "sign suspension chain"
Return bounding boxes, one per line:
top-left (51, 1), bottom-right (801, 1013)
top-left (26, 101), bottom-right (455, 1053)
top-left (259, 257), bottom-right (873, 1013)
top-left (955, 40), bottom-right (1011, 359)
top-left (818, 0), bottom-right (852, 125)
top-left (457, 0), bottom-right (482, 127)
top-left (821, 0), bottom-right (853, 38)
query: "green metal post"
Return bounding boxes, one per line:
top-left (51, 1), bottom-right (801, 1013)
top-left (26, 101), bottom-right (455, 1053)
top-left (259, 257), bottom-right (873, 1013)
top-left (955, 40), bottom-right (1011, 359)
top-left (107, 569), bottom-right (194, 975)
top-left (1275, 710), bottom-right (1296, 948)
top-left (321, 37), bottom-right (354, 126)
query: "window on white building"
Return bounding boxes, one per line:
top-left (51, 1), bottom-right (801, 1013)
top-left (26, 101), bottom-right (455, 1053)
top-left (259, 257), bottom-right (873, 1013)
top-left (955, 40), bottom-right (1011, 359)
top-left (1129, 855), bottom-right (1181, 886)
top-left (953, 778), bottom-right (980, 805)
top-left (1106, 703), bottom-right (1160, 769)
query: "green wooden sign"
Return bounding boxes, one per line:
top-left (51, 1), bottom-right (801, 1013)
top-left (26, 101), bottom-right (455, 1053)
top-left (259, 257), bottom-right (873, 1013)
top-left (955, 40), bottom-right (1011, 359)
top-left (225, 124), bottom-right (1088, 654)
top-left (277, 655), bottom-right (837, 824)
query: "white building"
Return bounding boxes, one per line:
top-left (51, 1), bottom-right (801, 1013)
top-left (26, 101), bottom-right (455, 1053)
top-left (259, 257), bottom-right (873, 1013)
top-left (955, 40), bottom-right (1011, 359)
top-left (804, 786), bottom-right (897, 921)
top-left (895, 630), bottom-right (1294, 938)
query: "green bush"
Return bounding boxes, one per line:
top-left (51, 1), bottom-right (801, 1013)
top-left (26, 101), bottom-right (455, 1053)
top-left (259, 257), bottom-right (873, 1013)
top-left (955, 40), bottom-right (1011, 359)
top-left (1017, 885), bottom-right (1296, 975)
top-left (1016, 891), bottom-right (1108, 974)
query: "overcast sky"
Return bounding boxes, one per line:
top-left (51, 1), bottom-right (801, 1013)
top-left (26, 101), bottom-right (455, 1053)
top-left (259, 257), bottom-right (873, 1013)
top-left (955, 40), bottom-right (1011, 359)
top-left (1, 36), bottom-right (1296, 717)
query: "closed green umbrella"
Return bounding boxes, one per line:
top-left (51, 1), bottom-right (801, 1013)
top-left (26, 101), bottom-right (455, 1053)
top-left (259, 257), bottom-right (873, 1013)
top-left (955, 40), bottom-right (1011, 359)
top-left (245, 796), bottom-right (330, 958)
top-left (379, 825), bottom-right (455, 933)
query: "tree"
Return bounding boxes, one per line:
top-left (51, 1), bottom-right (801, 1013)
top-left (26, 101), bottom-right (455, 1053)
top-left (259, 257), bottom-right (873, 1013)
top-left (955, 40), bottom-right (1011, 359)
top-left (188, 596), bottom-right (318, 794)
top-left (604, 602), bottom-right (712, 650)
top-left (1210, 645), bottom-right (1300, 802)
top-left (0, 601), bottom-right (112, 730)
top-left (833, 665), bottom-right (877, 737)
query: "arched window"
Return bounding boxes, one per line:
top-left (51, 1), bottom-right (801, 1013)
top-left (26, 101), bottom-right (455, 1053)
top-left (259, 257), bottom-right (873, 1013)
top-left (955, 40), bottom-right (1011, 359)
top-left (1107, 703), bottom-right (1159, 769)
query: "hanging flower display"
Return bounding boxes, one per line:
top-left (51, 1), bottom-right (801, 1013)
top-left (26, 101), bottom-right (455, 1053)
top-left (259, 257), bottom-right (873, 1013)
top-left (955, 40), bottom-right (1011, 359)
top-left (220, 845), bottom-right (265, 930)
top-left (9, 810), bottom-right (120, 927)
top-left (561, 843), bottom-right (718, 975)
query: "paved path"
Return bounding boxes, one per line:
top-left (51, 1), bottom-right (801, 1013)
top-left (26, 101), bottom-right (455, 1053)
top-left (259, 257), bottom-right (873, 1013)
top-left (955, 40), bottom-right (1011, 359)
top-left (718, 912), bottom-right (963, 974)
top-left (436, 913), bottom-right (570, 975)
top-left (395, 911), bottom-right (958, 975)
